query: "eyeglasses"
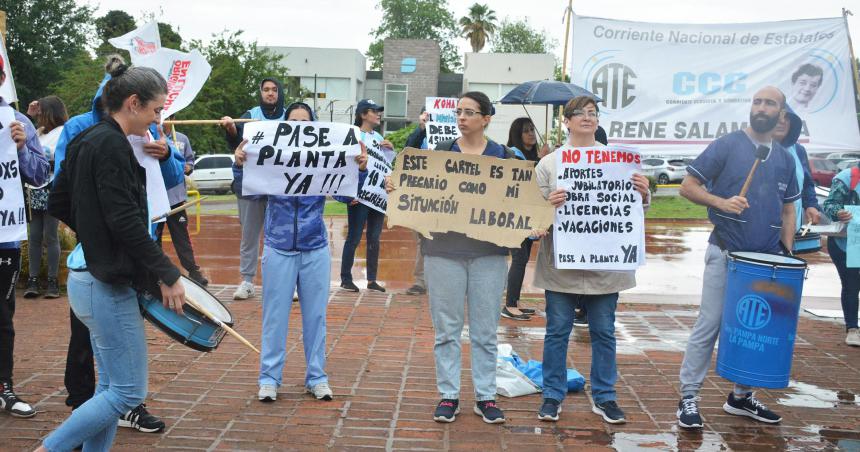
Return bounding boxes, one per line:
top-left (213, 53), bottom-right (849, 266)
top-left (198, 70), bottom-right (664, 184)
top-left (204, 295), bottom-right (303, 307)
top-left (455, 108), bottom-right (481, 118)
top-left (569, 109), bottom-right (599, 119)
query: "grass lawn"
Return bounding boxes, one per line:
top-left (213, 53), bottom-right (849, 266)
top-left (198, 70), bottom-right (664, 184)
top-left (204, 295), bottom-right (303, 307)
top-left (646, 195), bottom-right (708, 220)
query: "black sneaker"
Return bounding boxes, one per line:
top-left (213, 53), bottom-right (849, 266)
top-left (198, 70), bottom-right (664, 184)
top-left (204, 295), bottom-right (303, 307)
top-left (677, 395), bottom-right (703, 429)
top-left (0, 381), bottom-right (35, 417)
top-left (538, 398), bottom-right (562, 422)
top-left (44, 277), bottom-right (60, 299)
top-left (23, 277), bottom-right (40, 299)
top-left (592, 400), bottom-right (626, 424)
top-left (573, 310), bottom-right (588, 325)
top-left (433, 399), bottom-right (460, 423)
top-left (723, 392), bottom-right (782, 424)
top-left (340, 281), bottom-right (359, 292)
top-left (367, 281), bottom-right (386, 292)
top-left (118, 404), bottom-right (165, 433)
top-left (405, 284), bottom-right (426, 295)
top-left (188, 270), bottom-right (208, 287)
top-left (501, 306), bottom-right (531, 321)
top-left (474, 400), bottom-right (505, 424)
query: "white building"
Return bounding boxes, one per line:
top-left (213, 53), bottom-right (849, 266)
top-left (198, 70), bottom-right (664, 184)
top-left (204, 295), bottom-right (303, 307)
top-left (265, 46), bottom-right (366, 124)
top-left (463, 52), bottom-right (557, 144)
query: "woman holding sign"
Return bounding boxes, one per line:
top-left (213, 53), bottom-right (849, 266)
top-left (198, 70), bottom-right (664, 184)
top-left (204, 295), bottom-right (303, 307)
top-left (234, 102), bottom-right (368, 403)
top-left (337, 99), bottom-right (392, 293)
top-left (533, 96), bottom-right (650, 424)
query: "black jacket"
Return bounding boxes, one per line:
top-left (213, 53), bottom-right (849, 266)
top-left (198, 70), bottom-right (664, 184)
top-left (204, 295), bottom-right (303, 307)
top-left (48, 117), bottom-right (180, 288)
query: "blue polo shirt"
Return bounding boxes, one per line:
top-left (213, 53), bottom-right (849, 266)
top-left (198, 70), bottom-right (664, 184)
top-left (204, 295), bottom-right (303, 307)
top-left (687, 130), bottom-right (800, 253)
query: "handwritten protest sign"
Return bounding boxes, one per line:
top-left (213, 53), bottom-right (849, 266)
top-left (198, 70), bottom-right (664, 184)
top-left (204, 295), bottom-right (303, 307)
top-left (425, 97), bottom-right (460, 149)
top-left (241, 121), bottom-right (362, 197)
top-left (846, 205), bottom-right (860, 268)
top-left (387, 148), bottom-right (553, 248)
top-left (357, 132), bottom-right (392, 213)
top-left (553, 145), bottom-right (645, 270)
top-left (128, 133), bottom-right (170, 222)
top-left (0, 107), bottom-right (26, 242)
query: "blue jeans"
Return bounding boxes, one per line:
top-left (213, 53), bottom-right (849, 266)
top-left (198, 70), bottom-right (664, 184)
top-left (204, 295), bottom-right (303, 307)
top-left (828, 238), bottom-right (860, 330)
top-left (340, 203), bottom-right (384, 283)
top-left (542, 290), bottom-right (618, 404)
top-left (259, 245), bottom-right (330, 388)
top-left (424, 254), bottom-right (507, 401)
top-left (44, 271), bottom-right (147, 452)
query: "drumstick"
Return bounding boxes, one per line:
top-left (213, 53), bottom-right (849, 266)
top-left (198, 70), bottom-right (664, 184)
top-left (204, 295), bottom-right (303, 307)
top-left (800, 222), bottom-right (812, 237)
top-left (162, 119), bottom-right (259, 125)
top-left (183, 296), bottom-right (261, 354)
top-left (151, 196), bottom-right (208, 222)
top-left (739, 145), bottom-right (771, 198)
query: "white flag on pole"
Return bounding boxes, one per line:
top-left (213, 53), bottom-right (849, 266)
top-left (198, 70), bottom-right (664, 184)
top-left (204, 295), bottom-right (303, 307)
top-left (0, 37), bottom-right (18, 103)
top-left (135, 48), bottom-right (212, 119)
top-left (108, 22), bottom-right (161, 64)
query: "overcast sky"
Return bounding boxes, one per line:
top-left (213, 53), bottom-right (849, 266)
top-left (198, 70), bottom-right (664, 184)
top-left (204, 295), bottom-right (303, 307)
top-left (79, 0), bottom-right (859, 67)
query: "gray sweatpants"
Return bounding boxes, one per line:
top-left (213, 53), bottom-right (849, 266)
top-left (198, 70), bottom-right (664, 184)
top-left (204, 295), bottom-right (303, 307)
top-left (679, 244), bottom-right (752, 397)
top-left (237, 197), bottom-right (267, 283)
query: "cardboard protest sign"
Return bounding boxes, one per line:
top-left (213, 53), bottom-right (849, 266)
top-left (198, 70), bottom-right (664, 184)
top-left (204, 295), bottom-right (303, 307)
top-left (128, 133), bottom-right (171, 222)
top-left (109, 22), bottom-right (161, 64)
top-left (135, 48), bottom-right (211, 119)
top-left (0, 106), bottom-right (26, 242)
top-left (425, 97), bottom-right (460, 149)
top-left (387, 148), bottom-right (553, 248)
top-left (357, 132), bottom-right (392, 213)
top-left (846, 205), bottom-right (860, 268)
top-left (0, 36), bottom-right (17, 103)
top-left (241, 121), bottom-right (362, 197)
top-left (553, 145), bottom-right (645, 270)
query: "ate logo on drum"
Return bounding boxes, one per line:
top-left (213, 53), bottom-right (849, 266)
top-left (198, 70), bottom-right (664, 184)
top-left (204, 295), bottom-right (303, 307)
top-left (736, 295), bottom-right (772, 330)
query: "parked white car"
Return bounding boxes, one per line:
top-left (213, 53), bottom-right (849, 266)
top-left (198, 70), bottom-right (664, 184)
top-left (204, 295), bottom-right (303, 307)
top-left (192, 154), bottom-right (234, 194)
top-left (641, 158), bottom-right (687, 185)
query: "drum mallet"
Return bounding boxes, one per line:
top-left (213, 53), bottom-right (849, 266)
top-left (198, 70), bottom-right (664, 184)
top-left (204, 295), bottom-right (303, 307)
top-left (151, 196), bottom-right (209, 223)
top-left (183, 296), bottom-right (261, 354)
top-left (739, 145), bottom-right (771, 198)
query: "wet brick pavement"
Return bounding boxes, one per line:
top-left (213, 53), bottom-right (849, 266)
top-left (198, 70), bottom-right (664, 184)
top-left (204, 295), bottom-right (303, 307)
top-left (3, 287), bottom-right (859, 451)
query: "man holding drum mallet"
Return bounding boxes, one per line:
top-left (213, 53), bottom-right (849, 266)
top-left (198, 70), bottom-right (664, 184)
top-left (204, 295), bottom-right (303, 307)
top-left (676, 86), bottom-right (800, 429)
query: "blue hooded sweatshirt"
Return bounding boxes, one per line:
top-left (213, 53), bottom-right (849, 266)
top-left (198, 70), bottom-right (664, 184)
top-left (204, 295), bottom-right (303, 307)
top-left (779, 105), bottom-right (820, 231)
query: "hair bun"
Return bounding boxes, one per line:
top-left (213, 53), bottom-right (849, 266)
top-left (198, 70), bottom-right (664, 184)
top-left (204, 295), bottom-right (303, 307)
top-left (110, 63), bottom-right (129, 78)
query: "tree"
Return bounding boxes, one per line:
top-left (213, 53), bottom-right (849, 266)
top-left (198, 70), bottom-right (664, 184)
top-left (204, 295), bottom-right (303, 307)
top-left (94, 10), bottom-right (135, 56)
top-left (491, 18), bottom-right (556, 54)
top-left (158, 22), bottom-right (183, 50)
top-left (1, 0), bottom-right (95, 104)
top-left (367, 0), bottom-right (461, 72)
top-left (460, 3), bottom-right (496, 53)
top-left (179, 30), bottom-right (292, 154)
top-left (48, 52), bottom-right (106, 116)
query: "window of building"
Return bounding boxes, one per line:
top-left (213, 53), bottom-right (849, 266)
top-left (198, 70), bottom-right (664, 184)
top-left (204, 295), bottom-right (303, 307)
top-left (384, 83), bottom-right (408, 119)
top-left (299, 76), bottom-right (351, 100)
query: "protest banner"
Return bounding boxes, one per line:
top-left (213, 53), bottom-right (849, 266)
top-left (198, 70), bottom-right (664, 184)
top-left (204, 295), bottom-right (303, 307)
top-left (387, 148), bottom-right (553, 248)
top-left (846, 205), bottom-right (860, 268)
top-left (0, 106), bottom-right (26, 242)
top-left (135, 48), bottom-right (211, 119)
top-left (241, 121), bottom-right (362, 197)
top-left (0, 29), bottom-right (17, 104)
top-left (553, 145), bottom-right (645, 270)
top-left (570, 15), bottom-right (860, 155)
top-left (425, 97), bottom-right (460, 149)
top-left (356, 132), bottom-right (392, 213)
top-left (128, 134), bottom-right (170, 222)
top-left (109, 22), bottom-right (161, 64)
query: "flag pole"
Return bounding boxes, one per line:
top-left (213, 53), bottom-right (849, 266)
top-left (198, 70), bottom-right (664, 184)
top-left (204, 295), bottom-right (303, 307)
top-left (557, 0), bottom-right (574, 145)
top-left (843, 9), bottom-right (860, 106)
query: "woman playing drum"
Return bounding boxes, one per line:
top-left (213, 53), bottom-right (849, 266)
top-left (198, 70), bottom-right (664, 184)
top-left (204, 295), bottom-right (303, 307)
top-left (41, 65), bottom-right (185, 452)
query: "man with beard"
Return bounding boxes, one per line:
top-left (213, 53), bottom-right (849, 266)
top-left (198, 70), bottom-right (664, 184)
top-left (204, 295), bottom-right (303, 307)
top-left (675, 86), bottom-right (799, 430)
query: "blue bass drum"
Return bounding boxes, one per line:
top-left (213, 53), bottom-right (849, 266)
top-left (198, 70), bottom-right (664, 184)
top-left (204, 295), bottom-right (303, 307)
top-left (138, 276), bottom-right (234, 352)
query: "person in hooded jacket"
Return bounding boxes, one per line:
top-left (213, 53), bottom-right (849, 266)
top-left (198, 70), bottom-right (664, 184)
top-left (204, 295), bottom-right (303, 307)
top-left (220, 78), bottom-right (285, 300)
top-left (54, 55), bottom-right (184, 434)
top-left (771, 106), bottom-right (822, 233)
top-left (233, 102), bottom-right (368, 403)
top-left (0, 52), bottom-right (51, 419)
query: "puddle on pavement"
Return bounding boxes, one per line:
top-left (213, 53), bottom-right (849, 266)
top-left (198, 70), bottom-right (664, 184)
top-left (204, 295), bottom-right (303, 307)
top-left (611, 432), bottom-right (726, 451)
top-left (777, 380), bottom-right (860, 409)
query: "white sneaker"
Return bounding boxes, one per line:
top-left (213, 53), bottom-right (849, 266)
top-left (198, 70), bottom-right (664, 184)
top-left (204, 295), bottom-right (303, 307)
top-left (307, 382), bottom-right (333, 401)
top-left (233, 281), bottom-right (255, 300)
top-left (846, 328), bottom-right (860, 347)
top-left (258, 384), bottom-right (277, 402)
